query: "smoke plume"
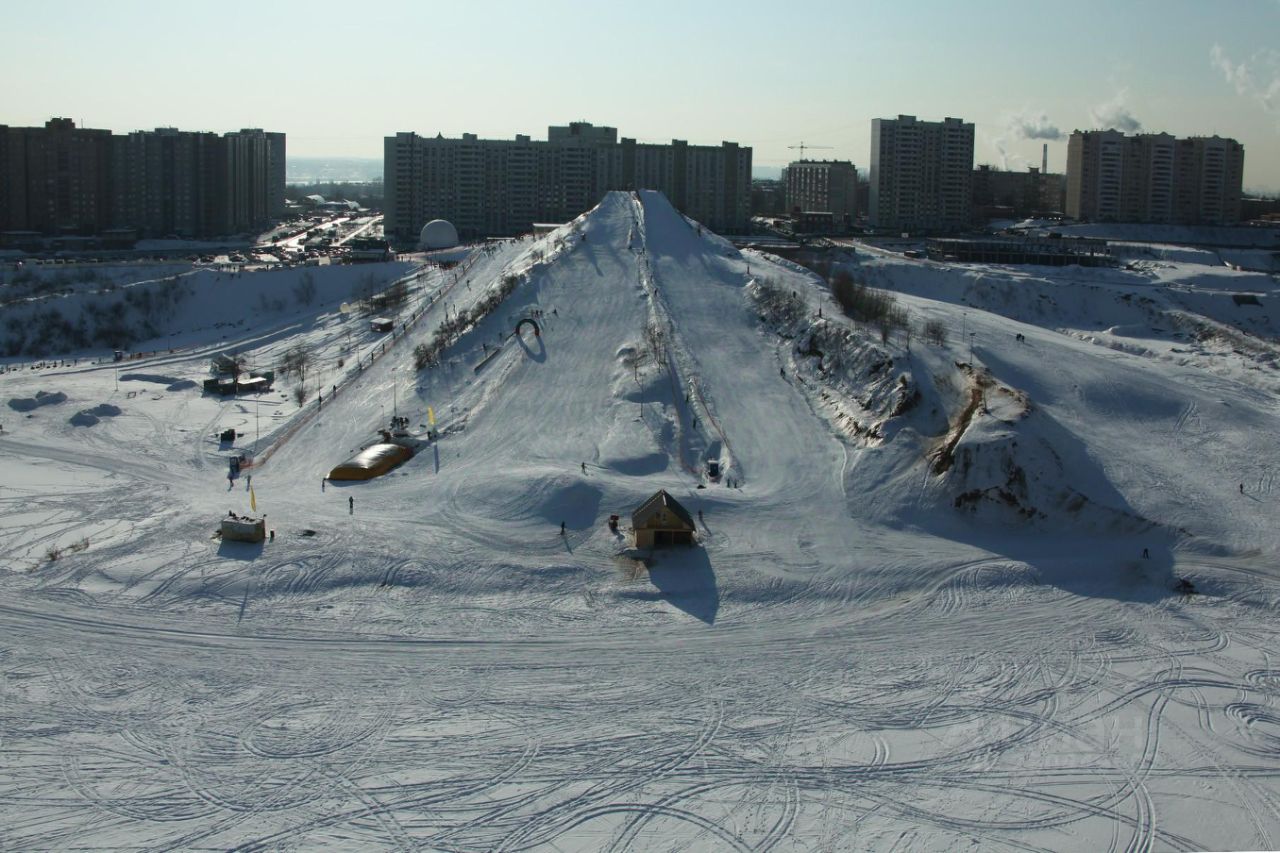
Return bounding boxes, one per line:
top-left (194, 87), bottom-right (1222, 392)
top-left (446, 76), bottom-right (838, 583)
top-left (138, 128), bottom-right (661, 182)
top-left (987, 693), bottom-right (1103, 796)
top-left (1211, 44), bottom-right (1280, 119)
top-left (1089, 92), bottom-right (1142, 132)
top-left (1007, 111), bottom-right (1064, 141)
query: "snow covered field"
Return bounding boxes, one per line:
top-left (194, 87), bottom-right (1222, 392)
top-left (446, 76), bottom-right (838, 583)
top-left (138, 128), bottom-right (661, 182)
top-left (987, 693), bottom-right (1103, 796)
top-left (2, 192), bottom-right (1280, 850)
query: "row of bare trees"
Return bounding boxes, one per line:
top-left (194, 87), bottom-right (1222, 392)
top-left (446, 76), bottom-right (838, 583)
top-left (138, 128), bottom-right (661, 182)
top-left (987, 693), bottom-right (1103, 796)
top-left (414, 273), bottom-right (523, 370)
top-left (828, 269), bottom-right (947, 347)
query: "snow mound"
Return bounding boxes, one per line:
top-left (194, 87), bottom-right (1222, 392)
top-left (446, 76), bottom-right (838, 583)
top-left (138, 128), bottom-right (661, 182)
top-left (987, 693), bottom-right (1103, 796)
top-left (461, 473), bottom-right (604, 532)
top-left (69, 403), bottom-right (122, 427)
top-left (7, 390), bottom-right (67, 412)
top-left (937, 398), bottom-right (1157, 534)
top-left (120, 373), bottom-right (198, 391)
top-left (749, 280), bottom-right (919, 443)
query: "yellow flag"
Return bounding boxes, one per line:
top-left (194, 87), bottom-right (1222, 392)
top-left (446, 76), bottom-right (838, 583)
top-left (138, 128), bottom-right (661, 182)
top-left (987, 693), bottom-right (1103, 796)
top-left (250, 487), bottom-right (257, 512)
top-left (428, 406), bottom-right (435, 427)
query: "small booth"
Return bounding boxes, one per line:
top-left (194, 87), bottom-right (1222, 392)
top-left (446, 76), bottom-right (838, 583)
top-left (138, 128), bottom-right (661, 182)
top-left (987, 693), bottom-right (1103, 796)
top-left (239, 376), bottom-right (271, 394)
top-left (220, 515), bottom-right (266, 543)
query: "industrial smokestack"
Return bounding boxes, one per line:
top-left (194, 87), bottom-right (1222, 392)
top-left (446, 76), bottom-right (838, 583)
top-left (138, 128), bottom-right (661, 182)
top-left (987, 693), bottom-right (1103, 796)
top-left (1042, 143), bottom-right (1048, 173)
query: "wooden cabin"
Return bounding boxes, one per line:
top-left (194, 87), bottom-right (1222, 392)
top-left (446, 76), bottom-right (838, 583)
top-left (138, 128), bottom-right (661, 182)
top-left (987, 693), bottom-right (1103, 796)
top-left (632, 489), bottom-right (697, 548)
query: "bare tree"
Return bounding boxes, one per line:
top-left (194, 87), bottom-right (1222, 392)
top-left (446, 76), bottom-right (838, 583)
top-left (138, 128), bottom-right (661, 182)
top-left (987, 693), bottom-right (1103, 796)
top-left (279, 344), bottom-right (312, 381)
top-left (923, 319), bottom-right (948, 347)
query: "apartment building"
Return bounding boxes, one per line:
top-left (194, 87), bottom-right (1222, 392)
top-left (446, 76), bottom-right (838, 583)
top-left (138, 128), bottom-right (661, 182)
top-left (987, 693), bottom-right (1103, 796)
top-left (0, 119), bottom-right (286, 240)
top-left (0, 118), bottom-right (114, 235)
top-left (869, 115), bottom-right (974, 233)
top-left (384, 121), bottom-right (751, 240)
top-left (784, 159), bottom-right (858, 226)
top-left (1066, 130), bottom-right (1244, 225)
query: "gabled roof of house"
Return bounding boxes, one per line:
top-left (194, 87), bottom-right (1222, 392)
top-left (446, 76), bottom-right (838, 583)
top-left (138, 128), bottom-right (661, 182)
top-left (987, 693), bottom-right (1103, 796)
top-left (632, 489), bottom-right (695, 530)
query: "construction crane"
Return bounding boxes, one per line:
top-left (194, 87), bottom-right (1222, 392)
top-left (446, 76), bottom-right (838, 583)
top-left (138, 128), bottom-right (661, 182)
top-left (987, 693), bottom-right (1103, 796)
top-left (788, 142), bottom-right (832, 161)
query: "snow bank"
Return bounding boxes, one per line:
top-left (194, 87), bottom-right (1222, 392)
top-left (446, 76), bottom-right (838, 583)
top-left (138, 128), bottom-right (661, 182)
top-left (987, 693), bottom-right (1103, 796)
top-left (7, 390), bottom-right (67, 411)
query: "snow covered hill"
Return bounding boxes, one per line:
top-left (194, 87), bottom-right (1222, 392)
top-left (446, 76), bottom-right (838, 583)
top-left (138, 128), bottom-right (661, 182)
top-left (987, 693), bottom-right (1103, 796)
top-left (2, 192), bottom-right (1280, 850)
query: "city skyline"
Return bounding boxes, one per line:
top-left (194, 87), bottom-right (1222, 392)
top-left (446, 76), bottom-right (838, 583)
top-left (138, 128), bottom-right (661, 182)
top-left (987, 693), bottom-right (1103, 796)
top-left (3, 0), bottom-right (1278, 190)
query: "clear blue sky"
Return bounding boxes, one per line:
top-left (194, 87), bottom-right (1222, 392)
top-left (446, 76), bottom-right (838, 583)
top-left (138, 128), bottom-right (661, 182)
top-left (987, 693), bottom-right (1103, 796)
top-left (3, 0), bottom-right (1278, 190)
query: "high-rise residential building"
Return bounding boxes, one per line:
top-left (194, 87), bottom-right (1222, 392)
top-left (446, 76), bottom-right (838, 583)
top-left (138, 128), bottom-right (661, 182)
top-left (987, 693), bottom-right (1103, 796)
top-left (784, 159), bottom-right (858, 226)
top-left (384, 121), bottom-right (751, 240)
top-left (869, 115), bottom-right (974, 232)
top-left (1065, 130), bottom-right (1244, 225)
top-left (110, 127), bottom-right (223, 238)
top-left (0, 119), bottom-right (285, 240)
top-left (0, 118), bottom-right (114, 235)
top-left (266, 131), bottom-right (287, 219)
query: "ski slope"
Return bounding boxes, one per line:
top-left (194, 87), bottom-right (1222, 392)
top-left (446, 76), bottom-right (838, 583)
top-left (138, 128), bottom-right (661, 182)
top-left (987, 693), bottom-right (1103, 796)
top-left (2, 192), bottom-right (1280, 850)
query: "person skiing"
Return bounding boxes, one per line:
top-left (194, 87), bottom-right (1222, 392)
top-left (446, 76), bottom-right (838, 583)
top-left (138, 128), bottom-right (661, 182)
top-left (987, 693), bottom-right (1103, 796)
top-left (349, 496), bottom-right (354, 513)
top-left (581, 462), bottom-right (587, 473)
top-left (1142, 547), bottom-right (1150, 559)
top-left (1240, 483), bottom-right (1245, 494)
top-left (560, 521), bottom-right (566, 536)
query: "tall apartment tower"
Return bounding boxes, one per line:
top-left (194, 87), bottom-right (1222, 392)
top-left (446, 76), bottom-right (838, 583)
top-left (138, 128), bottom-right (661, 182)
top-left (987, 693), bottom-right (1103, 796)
top-left (784, 160), bottom-right (858, 224)
top-left (1066, 130), bottom-right (1243, 225)
top-left (0, 118), bottom-right (114, 235)
top-left (0, 119), bottom-right (285, 239)
top-left (869, 115), bottom-right (974, 232)
top-left (384, 121), bottom-right (751, 240)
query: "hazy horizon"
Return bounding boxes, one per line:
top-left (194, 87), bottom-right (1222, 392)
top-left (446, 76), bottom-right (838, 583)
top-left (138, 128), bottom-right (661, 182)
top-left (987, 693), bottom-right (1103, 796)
top-left (4, 0), bottom-right (1278, 190)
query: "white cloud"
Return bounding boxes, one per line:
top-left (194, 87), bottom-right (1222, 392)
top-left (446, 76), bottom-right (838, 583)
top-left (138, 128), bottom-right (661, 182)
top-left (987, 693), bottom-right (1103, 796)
top-left (1089, 91), bottom-right (1142, 133)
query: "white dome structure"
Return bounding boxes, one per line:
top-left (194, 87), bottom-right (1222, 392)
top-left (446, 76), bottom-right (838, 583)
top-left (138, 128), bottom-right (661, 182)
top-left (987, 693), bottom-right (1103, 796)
top-left (419, 219), bottom-right (459, 250)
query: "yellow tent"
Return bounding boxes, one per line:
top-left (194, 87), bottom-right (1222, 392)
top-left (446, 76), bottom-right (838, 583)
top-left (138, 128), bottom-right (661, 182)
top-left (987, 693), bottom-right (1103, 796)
top-left (328, 443), bottom-right (413, 481)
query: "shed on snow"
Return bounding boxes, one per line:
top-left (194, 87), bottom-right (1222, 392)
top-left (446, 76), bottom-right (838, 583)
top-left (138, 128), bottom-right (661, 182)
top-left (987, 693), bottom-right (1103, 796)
top-left (327, 443), bottom-right (413, 481)
top-left (221, 515), bottom-right (265, 543)
top-left (632, 490), bottom-right (697, 548)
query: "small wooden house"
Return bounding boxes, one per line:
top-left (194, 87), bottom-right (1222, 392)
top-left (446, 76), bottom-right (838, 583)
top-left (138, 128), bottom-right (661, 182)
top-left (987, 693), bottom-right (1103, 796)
top-left (632, 490), bottom-right (696, 548)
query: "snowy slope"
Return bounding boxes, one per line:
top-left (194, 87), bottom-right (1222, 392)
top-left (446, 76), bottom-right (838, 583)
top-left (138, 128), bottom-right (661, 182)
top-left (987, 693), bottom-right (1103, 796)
top-left (2, 192), bottom-right (1280, 850)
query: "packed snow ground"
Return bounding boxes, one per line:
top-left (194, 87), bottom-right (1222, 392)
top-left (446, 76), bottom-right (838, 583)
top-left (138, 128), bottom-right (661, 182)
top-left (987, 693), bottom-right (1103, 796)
top-left (2, 192), bottom-right (1280, 850)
